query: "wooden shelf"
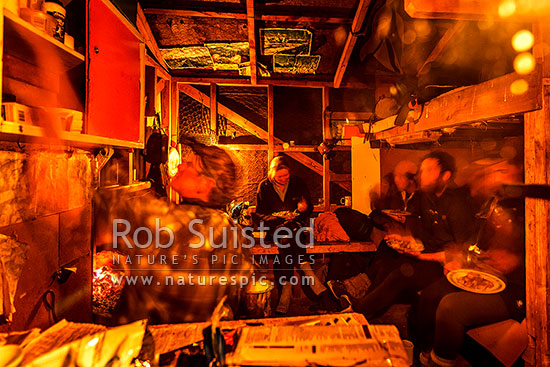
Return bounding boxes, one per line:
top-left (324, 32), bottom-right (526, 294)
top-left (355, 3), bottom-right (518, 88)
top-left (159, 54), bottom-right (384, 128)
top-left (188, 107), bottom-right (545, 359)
top-left (4, 9), bottom-right (84, 71)
top-left (0, 120), bottom-right (144, 149)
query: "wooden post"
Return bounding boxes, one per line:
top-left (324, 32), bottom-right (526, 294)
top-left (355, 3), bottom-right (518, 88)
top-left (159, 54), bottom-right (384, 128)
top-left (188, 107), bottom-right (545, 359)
top-left (268, 85), bottom-right (274, 163)
top-left (246, 0), bottom-right (257, 85)
top-left (322, 87), bottom-right (331, 211)
top-left (161, 78), bottom-right (170, 134)
top-left (170, 81), bottom-right (180, 202)
top-left (210, 83), bottom-right (217, 136)
top-left (524, 23), bottom-right (550, 367)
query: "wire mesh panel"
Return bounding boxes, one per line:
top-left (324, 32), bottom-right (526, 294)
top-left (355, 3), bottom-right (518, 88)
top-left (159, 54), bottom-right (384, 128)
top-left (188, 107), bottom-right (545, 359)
top-left (231, 150), bottom-right (268, 203)
top-left (178, 93), bottom-right (217, 144)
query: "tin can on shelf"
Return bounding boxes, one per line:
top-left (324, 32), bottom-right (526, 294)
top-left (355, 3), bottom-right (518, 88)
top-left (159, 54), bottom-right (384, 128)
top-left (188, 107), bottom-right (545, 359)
top-left (41, 0), bottom-right (65, 42)
top-left (20, 8), bottom-right (57, 38)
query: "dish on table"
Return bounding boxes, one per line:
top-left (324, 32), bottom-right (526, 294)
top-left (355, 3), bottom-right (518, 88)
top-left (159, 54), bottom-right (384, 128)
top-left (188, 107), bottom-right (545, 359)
top-left (446, 269), bottom-right (506, 294)
top-left (271, 210), bottom-right (299, 219)
top-left (382, 209), bottom-right (412, 216)
top-left (386, 238), bottom-right (425, 253)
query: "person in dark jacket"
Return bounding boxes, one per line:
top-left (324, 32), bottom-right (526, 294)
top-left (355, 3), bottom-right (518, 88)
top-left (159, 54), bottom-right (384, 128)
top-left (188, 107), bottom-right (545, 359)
top-left (349, 151), bottom-right (475, 319)
top-left (415, 158), bottom-right (525, 367)
top-left (254, 156), bottom-right (345, 314)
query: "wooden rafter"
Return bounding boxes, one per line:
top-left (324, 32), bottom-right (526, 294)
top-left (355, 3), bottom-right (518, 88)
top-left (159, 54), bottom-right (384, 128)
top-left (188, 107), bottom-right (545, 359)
top-left (404, 0), bottom-right (550, 21)
top-left (137, 3), bottom-right (169, 73)
top-left (331, 112), bottom-right (373, 120)
top-left (144, 54), bottom-right (170, 80)
top-left (373, 69), bottom-right (542, 141)
top-left (210, 83), bottom-right (217, 134)
top-left (333, 0), bottom-right (371, 88)
top-left (178, 83), bottom-right (351, 191)
top-left (260, 15), bottom-right (351, 23)
top-left (143, 8), bottom-right (351, 23)
top-left (416, 21), bottom-right (465, 78)
top-left (268, 85), bottom-right (274, 163)
top-left (172, 76), bottom-right (372, 88)
top-left (246, 0), bottom-right (257, 85)
top-left (322, 87), bottom-right (331, 209)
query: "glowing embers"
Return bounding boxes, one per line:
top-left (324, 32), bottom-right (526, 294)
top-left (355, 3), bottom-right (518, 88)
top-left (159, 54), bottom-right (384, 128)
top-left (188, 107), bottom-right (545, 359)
top-left (168, 147), bottom-right (181, 177)
top-left (93, 251), bottom-right (125, 316)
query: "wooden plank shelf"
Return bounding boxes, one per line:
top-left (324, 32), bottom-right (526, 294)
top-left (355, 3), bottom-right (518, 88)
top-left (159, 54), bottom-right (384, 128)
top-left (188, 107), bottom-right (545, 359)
top-left (0, 119), bottom-right (144, 148)
top-left (4, 9), bottom-right (84, 72)
top-left (249, 241), bottom-right (376, 255)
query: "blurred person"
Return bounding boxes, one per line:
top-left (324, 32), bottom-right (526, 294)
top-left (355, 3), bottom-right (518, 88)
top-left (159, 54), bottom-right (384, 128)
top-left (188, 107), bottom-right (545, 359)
top-left (415, 158), bottom-right (524, 367)
top-left (334, 151), bottom-right (474, 320)
top-left (254, 156), bottom-right (348, 314)
top-left (97, 136), bottom-right (253, 324)
top-left (370, 159), bottom-right (418, 213)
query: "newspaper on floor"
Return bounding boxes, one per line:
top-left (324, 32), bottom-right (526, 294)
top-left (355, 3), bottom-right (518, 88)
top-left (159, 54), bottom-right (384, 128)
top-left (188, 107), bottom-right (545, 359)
top-left (227, 324), bottom-right (409, 366)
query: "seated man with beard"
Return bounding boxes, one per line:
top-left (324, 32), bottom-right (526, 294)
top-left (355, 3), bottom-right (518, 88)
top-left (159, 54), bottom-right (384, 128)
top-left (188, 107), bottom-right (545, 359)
top-left (333, 151), bottom-right (475, 320)
top-left (97, 136), bottom-right (254, 324)
top-left (415, 157), bottom-right (525, 367)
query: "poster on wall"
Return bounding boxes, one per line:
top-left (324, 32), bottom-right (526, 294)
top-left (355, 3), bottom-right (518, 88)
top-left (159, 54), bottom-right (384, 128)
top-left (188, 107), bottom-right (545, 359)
top-left (260, 28), bottom-right (312, 56)
top-left (273, 54), bottom-right (321, 74)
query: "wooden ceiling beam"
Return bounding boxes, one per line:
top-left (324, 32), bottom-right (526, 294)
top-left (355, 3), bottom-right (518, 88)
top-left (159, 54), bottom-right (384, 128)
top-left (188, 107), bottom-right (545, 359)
top-left (331, 112), bottom-right (373, 120)
top-left (246, 0), bottom-right (258, 85)
top-left (172, 76), bottom-right (372, 88)
top-left (259, 15), bottom-right (351, 23)
top-left (333, 0), bottom-right (372, 88)
top-left (137, 3), bottom-right (169, 73)
top-left (373, 69), bottom-right (542, 141)
top-left (416, 20), bottom-right (465, 78)
top-left (144, 54), bottom-right (170, 80)
top-left (404, 0), bottom-right (550, 20)
top-left (178, 83), bottom-right (350, 190)
top-left (143, 8), bottom-right (246, 19)
top-left (143, 8), bottom-right (351, 23)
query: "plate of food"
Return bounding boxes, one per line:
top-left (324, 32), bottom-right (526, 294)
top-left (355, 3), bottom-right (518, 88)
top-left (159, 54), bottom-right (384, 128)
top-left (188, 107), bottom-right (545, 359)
top-left (271, 210), bottom-right (299, 219)
top-left (382, 209), bottom-right (412, 216)
top-left (446, 269), bottom-right (506, 294)
top-left (386, 238), bottom-right (424, 253)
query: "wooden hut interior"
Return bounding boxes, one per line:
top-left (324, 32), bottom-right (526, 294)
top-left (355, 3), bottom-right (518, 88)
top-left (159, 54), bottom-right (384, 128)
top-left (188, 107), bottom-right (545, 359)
top-left (0, 0), bottom-right (549, 365)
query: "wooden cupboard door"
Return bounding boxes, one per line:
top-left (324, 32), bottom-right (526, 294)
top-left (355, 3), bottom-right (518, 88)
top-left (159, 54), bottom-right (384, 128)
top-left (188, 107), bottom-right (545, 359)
top-left (87, 0), bottom-right (144, 144)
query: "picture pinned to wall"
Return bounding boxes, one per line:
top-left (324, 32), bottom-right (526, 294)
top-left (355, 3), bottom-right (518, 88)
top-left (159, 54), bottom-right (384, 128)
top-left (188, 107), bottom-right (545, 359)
top-left (260, 28), bottom-right (312, 56)
top-left (160, 46), bottom-right (213, 69)
top-left (273, 54), bottom-right (321, 74)
top-left (206, 42), bottom-right (249, 70)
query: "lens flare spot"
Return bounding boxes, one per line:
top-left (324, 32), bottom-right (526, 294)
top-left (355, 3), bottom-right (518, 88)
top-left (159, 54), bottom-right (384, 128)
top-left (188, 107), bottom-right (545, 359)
top-left (477, 20), bottom-right (495, 30)
top-left (512, 30), bottom-right (534, 52)
top-left (510, 79), bottom-right (529, 95)
top-left (514, 52), bottom-right (535, 74)
top-left (403, 29), bottom-right (417, 45)
top-left (389, 85), bottom-right (398, 96)
top-left (414, 20), bottom-right (432, 37)
top-left (334, 26), bottom-right (347, 46)
top-left (498, 0), bottom-right (516, 17)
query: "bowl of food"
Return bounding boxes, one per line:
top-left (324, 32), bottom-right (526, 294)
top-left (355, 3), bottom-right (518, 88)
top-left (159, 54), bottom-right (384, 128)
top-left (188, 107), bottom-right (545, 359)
top-left (386, 237), bottom-right (424, 253)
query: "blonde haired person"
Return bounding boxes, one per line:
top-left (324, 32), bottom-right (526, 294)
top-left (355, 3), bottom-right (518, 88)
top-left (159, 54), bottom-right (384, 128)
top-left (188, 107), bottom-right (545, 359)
top-left (254, 156), bottom-right (349, 314)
